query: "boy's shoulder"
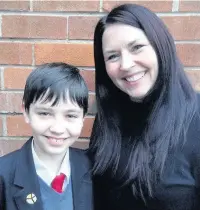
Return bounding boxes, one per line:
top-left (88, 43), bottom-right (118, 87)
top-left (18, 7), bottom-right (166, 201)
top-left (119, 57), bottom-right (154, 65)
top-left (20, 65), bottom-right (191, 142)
top-left (69, 147), bottom-right (92, 168)
top-left (0, 148), bottom-right (20, 163)
top-left (69, 147), bottom-right (90, 159)
top-left (0, 149), bottom-right (21, 175)
top-left (70, 147), bottom-right (87, 153)
top-left (0, 139), bottom-right (31, 176)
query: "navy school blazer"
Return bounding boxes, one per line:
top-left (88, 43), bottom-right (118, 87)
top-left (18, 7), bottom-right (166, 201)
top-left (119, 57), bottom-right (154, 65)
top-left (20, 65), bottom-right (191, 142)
top-left (0, 138), bottom-right (93, 210)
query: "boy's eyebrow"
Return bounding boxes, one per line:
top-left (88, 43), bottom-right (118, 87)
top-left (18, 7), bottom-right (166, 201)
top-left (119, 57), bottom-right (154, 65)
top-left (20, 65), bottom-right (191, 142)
top-left (34, 106), bottom-right (53, 111)
top-left (34, 106), bottom-right (82, 113)
top-left (67, 109), bottom-right (83, 113)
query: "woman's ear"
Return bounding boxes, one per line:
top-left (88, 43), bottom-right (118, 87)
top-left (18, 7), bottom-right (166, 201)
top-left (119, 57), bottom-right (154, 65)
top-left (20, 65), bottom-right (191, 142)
top-left (22, 103), bottom-right (30, 124)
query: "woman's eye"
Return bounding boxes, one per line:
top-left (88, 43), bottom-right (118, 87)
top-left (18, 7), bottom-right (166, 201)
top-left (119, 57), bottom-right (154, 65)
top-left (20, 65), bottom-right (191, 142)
top-left (107, 54), bottom-right (119, 61)
top-left (131, 44), bottom-right (144, 52)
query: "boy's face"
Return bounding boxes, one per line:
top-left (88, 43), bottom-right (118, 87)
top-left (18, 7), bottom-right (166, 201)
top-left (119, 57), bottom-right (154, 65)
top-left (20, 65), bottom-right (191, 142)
top-left (23, 98), bottom-right (84, 158)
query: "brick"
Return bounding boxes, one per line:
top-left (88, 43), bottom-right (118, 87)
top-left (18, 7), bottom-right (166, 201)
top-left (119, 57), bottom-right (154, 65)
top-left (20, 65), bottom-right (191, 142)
top-left (6, 93), bottom-right (23, 113)
top-left (81, 117), bottom-right (94, 137)
top-left (0, 140), bottom-right (27, 156)
top-left (1, 92), bottom-right (96, 115)
top-left (0, 43), bottom-right (32, 65)
top-left (2, 15), bottom-right (67, 39)
top-left (0, 70), bottom-right (1, 90)
top-left (88, 94), bottom-right (97, 115)
top-left (102, 0), bottom-right (172, 12)
top-left (162, 16), bottom-right (200, 41)
top-left (0, 92), bottom-right (95, 115)
top-left (0, 1), bottom-right (29, 11)
top-left (4, 68), bottom-right (32, 90)
top-left (7, 115), bottom-right (94, 137)
top-left (69, 16), bottom-right (100, 40)
top-left (7, 115), bottom-right (31, 136)
top-left (80, 70), bottom-right (95, 91)
top-left (0, 92), bottom-right (23, 113)
top-left (186, 70), bottom-right (200, 91)
top-left (177, 44), bottom-right (200, 67)
top-left (0, 93), bottom-right (7, 111)
top-left (73, 140), bottom-right (89, 149)
top-left (33, 0), bottom-right (99, 12)
top-left (179, 0), bottom-right (200, 12)
top-left (35, 43), bottom-right (94, 67)
top-left (0, 117), bottom-right (2, 136)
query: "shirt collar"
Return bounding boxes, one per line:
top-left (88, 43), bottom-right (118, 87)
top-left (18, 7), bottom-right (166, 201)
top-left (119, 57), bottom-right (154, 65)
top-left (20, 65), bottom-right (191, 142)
top-left (31, 139), bottom-right (71, 186)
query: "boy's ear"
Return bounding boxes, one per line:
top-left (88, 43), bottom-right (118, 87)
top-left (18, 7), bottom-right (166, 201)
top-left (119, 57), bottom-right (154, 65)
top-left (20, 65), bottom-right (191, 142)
top-left (82, 116), bottom-right (85, 122)
top-left (82, 112), bottom-right (86, 123)
top-left (22, 103), bottom-right (30, 124)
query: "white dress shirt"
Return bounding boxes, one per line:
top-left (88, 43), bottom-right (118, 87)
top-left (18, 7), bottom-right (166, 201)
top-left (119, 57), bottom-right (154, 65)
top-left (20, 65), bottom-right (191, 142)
top-left (31, 140), bottom-right (71, 190)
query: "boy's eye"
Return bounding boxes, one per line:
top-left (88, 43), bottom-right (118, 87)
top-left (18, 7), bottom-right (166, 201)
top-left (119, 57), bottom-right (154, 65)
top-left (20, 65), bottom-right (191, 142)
top-left (38, 112), bottom-right (51, 116)
top-left (67, 114), bottom-right (78, 119)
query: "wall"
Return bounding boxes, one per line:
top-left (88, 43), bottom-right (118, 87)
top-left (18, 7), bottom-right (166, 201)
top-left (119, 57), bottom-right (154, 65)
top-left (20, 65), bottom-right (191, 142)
top-left (0, 0), bottom-right (200, 155)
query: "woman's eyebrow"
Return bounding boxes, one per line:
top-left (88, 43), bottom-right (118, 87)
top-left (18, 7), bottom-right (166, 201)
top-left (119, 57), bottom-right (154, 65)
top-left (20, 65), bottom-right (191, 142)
top-left (127, 40), bottom-right (140, 48)
top-left (104, 49), bottom-right (117, 55)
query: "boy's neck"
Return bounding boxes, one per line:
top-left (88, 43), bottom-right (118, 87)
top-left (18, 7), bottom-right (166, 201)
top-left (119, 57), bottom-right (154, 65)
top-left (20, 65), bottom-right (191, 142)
top-left (33, 141), bottom-right (67, 175)
top-left (40, 155), bottom-right (64, 175)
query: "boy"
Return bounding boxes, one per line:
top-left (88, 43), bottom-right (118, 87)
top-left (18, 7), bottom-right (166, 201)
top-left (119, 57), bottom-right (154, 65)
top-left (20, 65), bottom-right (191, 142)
top-left (0, 63), bottom-right (93, 210)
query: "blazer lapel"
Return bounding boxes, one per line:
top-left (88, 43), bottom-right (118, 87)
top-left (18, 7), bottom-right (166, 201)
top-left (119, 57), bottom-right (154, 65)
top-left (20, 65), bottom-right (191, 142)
top-left (70, 148), bottom-right (93, 210)
top-left (12, 138), bottom-right (43, 210)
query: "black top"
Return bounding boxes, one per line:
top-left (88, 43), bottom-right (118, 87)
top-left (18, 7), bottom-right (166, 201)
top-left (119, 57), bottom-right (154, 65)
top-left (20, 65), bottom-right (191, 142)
top-left (93, 98), bottom-right (200, 210)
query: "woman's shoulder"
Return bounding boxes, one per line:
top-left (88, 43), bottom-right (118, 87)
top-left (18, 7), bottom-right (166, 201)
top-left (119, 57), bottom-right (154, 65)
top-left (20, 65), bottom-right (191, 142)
top-left (182, 93), bottom-right (200, 159)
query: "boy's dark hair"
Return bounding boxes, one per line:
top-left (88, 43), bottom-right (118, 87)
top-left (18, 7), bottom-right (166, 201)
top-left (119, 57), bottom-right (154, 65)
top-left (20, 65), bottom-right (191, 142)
top-left (23, 62), bottom-right (88, 115)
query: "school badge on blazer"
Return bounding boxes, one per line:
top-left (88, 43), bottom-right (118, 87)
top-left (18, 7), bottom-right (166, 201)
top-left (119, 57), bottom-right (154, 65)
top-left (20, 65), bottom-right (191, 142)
top-left (26, 193), bottom-right (37, 204)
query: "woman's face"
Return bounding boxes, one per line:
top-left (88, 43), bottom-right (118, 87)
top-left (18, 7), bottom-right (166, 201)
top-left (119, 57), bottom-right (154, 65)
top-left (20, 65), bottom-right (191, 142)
top-left (102, 23), bottom-right (158, 101)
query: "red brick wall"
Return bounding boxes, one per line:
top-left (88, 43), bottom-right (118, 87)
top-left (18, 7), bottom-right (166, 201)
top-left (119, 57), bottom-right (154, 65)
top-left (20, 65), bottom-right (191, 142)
top-left (0, 0), bottom-right (199, 156)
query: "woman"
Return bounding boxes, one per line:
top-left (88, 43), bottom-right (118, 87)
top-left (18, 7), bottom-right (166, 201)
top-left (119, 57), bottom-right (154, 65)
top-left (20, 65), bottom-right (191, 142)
top-left (89, 3), bottom-right (200, 210)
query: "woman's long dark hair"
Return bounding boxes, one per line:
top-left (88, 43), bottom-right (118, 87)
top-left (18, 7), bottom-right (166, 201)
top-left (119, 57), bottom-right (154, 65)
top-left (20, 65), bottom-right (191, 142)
top-left (89, 4), bottom-right (198, 197)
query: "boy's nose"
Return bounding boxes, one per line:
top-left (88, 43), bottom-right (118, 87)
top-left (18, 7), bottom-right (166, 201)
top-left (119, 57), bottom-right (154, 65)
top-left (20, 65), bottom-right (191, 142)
top-left (49, 121), bottom-right (66, 134)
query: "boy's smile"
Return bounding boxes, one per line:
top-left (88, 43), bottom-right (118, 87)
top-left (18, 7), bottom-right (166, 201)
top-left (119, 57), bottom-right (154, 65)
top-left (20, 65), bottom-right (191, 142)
top-left (23, 97), bottom-right (84, 159)
top-left (45, 136), bottom-right (67, 146)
